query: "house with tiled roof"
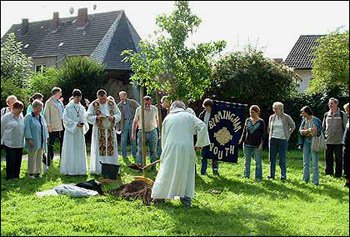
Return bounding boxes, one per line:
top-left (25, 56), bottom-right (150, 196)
top-left (1, 8), bottom-right (141, 101)
top-left (285, 35), bottom-right (325, 92)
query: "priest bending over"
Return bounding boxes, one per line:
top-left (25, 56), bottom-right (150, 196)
top-left (151, 101), bottom-right (210, 207)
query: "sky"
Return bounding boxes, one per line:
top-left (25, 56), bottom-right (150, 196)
top-left (1, 1), bottom-right (349, 60)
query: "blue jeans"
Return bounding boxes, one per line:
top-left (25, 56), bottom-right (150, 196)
top-left (243, 144), bottom-right (262, 180)
top-left (303, 139), bottom-right (319, 185)
top-left (157, 128), bottom-right (162, 157)
top-left (121, 120), bottom-right (137, 157)
top-left (269, 138), bottom-right (288, 179)
top-left (136, 129), bottom-right (158, 165)
top-left (200, 146), bottom-right (219, 174)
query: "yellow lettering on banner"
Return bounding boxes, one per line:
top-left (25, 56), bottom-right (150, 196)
top-left (225, 147), bottom-right (230, 156)
top-left (232, 116), bottom-right (240, 124)
top-left (213, 146), bottom-right (218, 155)
top-left (217, 111), bottom-right (223, 120)
top-left (214, 114), bottom-right (220, 124)
top-left (218, 151), bottom-right (223, 160)
top-left (230, 145), bottom-right (235, 154)
top-left (232, 116), bottom-right (242, 133)
top-left (209, 120), bottom-right (215, 130)
top-left (234, 125), bottom-right (242, 133)
top-left (223, 110), bottom-right (227, 119)
top-left (209, 143), bottom-right (215, 151)
top-left (230, 114), bottom-right (237, 123)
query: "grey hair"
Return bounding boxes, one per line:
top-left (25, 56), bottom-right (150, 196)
top-left (119, 91), bottom-right (127, 96)
top-left (329, 97), bottom-right (339, 105)
top-left (272, 101), bottom-right (284, 113)
top-left (6, 95), bottom-right (17, 103)
top-left (32, 99), bottom-right (43, 109)
top-left (170, 100), bottom-right (186, 111)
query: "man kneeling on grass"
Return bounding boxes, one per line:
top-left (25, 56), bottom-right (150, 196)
top-left (151, 101), bottom-right (210, 207)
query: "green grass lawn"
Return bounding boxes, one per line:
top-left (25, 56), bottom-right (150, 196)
top-left (1, 149), bottom-right (349, 236)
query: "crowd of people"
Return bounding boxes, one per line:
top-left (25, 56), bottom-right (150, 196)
top-left (1, 87), bottom-right (349, 206)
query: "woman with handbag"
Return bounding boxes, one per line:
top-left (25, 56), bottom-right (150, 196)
top-left (1, 101), bottom-right (25, 180)
top-left (298, 106), bottom-right (324, 186)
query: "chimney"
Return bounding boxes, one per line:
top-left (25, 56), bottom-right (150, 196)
top-left (273, 58), bottom-right (284, 64)
top-left (21, 19), bottom-right (29, 35)
top-left (53, 12), bottom-right (60, 31)
top-left (77, 8), bottom-right (88, 28)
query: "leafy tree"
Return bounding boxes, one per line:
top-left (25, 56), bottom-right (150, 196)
top-left (1, 33), bottom-right (33, 107)
top-left (28, 67), bottom-right (60, 102)
top-left (122, 1), bottom-right (226, 103)
top-left (56, 56), bottom-right (107, 102)
top-left (309, 28), bottom-right (349, 95)
top-left (1, 81), bottom-right (31, 108)
top-left (207, 46), bottom-right (300, 114)
top-left (1, 33), bottom-right (32, 87)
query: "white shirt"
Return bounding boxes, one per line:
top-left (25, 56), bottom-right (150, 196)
top-left (272, 117), bottom-right (285, 139)
top-left (1, 112), bottom-right (25, 148)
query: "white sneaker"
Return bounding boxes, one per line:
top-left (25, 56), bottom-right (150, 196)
top-left (44, 165), bottom-right (48, 173)
top-left (36, 175), bottom-right (42, 179)
top-left (29, 175), bottom-right (35, 179)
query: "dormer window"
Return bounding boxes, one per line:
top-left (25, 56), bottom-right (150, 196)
top-left (35, 65), bottom-right (46, 73)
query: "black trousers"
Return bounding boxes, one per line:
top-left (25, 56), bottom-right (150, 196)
top-left (344, 146), bottom-right (349, 179)
top-left (325, 144), bottom-right (343, 177)
top-left (5, 146), bottom-right (23, 180)
top-left (48, 130), bottom-right (64, 165)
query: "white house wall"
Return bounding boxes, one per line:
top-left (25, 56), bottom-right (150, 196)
top-left (31, 56), bottom-right (57, 71)
top-left (295, 69), bottom-right (313, 92)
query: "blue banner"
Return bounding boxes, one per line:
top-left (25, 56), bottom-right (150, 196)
top-left (205, 100), bottom-right (246, 163)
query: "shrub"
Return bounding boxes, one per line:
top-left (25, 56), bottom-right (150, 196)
top-left (57, 56), bottom-right (107, 102)
top-left (1, 81), bottom-right (31, 108)
top-left (283, 90), bottom-right (348, 148)
top-left (28, 67), bottom-right (60, 103)
top-left (1, 33), bottom-right (32, 108)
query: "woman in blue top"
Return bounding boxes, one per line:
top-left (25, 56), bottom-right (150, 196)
top-left (24, 99), bottom-right (48, 179)
top-left (298, 106), bottom-right (323, 186)
top-left (26, 93), bottom-right (44, 115)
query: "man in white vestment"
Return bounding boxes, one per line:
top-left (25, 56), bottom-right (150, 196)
top-left (151, 101), bottom-right (210, 207)
top-left (86, 89), bottom-right (121, 174)
top-left (60, 89), bottom-right (89, 175)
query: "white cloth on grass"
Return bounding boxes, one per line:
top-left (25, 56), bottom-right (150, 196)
top-left (54, 184), bottom-right (99, 197)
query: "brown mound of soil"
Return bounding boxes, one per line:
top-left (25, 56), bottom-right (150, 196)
top-left (109, 180), bottom-right (153, 205)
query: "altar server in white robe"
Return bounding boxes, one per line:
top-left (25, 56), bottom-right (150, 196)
top-left (86, 89), bottom-right (121, 174)
top-left (60, 89), bottom-right (89, 175)
top-left (151, 101), bottom-right (210, 207)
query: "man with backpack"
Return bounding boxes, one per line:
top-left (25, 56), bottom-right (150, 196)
top-left (322, 98), bottom-right (348, 178)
